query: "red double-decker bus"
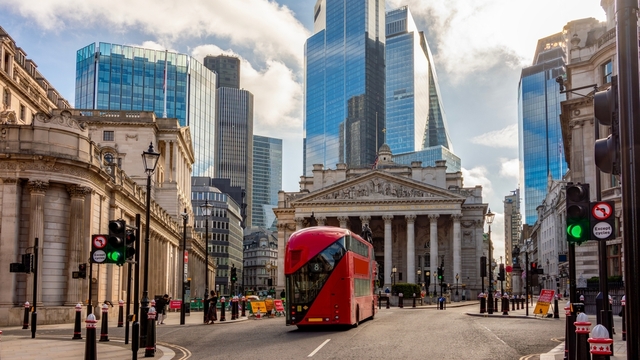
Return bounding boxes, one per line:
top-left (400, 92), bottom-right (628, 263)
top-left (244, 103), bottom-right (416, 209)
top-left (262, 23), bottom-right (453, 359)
top-left (285, 226), bottom-right (377, 327)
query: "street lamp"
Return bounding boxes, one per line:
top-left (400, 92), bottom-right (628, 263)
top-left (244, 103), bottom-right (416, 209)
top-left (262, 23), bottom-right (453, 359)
top-left (455, 273), bottom-right (459, 296)
top-left (392, 266), bottom-right (397, 287)
top-left (433, 273), bottom-right (437, 297)
top-left (180, 208), bottom-right (188, 325)
top-left (140, 142), bottom-right (159, 353)
top-left (417, 269), bottom-right (421, 286)
top-left (200, 199), bottom-right (213, 324)
top-left (485, 207), bottom-right (495, 314)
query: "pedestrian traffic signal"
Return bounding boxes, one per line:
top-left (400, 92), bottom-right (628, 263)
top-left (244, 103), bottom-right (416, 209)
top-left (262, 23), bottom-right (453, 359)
top-left (565, 182), bottom-right (590, 245)
top-left (78, 263), bottom-right (87, 279)
top-left (594, 76), bottom-right (620, 175)
top-left (107, 220), bottom-right (126, 265)
top-left (590, 201), bottom-right (615, 240)
top-left (124, 228), bottom-right (136, 261)
top-left (231, 266), bottom-right (237, 282)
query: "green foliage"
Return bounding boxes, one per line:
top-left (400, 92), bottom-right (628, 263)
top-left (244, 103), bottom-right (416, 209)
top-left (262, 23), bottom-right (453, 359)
top-left (587, 276), bottom-right (624, 284)
top-left (391, 283), bottom-right (421, 297)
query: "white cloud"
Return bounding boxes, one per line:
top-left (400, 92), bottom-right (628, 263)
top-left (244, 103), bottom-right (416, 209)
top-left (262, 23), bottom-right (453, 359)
top-left (499, 158), bottom-right (519, 179)
top-left (471, 124), bottom-right (518, 148)
top-left (462, 166), bottom-right (493, 199)
top-left (4, 0), bottom-right (310, 70)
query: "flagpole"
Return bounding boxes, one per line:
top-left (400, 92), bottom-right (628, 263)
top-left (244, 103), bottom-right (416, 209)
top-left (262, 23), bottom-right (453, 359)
top-left (163, 50), bottom-right (168, 118)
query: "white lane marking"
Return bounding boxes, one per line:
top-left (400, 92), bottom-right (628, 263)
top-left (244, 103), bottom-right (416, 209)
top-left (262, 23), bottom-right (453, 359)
top-left (481, 324), bottom-right (507, 345)
top-left (308, 339), bottom-right (331, 357)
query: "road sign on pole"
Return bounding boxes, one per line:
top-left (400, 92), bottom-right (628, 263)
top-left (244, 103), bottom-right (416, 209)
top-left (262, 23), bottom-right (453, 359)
top-left (590, 201), bottom-right (615, 240)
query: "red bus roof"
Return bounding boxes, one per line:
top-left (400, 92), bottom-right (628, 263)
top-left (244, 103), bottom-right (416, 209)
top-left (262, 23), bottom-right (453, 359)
top-left (285, 226), bottom-right (369, 274)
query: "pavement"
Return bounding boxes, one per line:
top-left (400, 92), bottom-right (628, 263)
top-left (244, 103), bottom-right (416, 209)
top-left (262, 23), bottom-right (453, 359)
top-left (0, 309), bottom-right (249, 360)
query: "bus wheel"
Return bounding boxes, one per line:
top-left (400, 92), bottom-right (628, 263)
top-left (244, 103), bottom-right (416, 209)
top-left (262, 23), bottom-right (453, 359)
top-left (355, 305), bottom-right (360, 327)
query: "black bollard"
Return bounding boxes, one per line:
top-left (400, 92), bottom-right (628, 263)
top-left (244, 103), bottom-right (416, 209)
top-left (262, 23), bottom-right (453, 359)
top-left (220, 297), bottom-right (226, 321)
top-left (386, 296), bottom-right (390, 309)
top-left (399, 293), bottom-right (403, 308)
top-left (554, 297), bottom-right (559, 318)
top-left (495, 297), bottom-right (499, 312)
top-left (231, 297), bottom-right (236, 320)
top-left (502, 297), bottom-right (509, 316)
top-left (73, 303), bottom-right (83, 340)
top-left (241, 297), bottom-right (246, 317)
top-left (439, 297), bottom-right (444, 310)
top-left (574, 313), bottom-right (591, 360)
top-left (84, 314), bottom-right (97, 360)
top-left (621, 295), bottom-right (626, 341)
top-left (99, 303), bottom-right (109, 342)
top-left (480, 294), bottom-right (486, 313)
top-left (118, 300), bottom-right (124, 327)
top-left (145, 306), bottom-right (156, 357)
top-left (22, 301), bottom-right (30, 329)
top-left (412, 293), bottom-right (416, 308)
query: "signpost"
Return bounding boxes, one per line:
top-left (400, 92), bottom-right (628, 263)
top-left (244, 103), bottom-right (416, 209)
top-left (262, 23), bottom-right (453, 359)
top-left (590, 201), bottom-right (615, 240)
top-left (533, 289), bottom-right (556, 317)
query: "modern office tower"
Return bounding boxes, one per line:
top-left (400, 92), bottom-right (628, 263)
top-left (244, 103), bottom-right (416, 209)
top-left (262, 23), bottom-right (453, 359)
top-left (215, 87), bottom-right (254, 227)
top-left (204, 55), bottom-right (240, 89)
top-left (503, 189), bottom-right (522, 293)
top-left (518, 33), bottom-right (567, 225)
top-left (252, 135), bottom-right (283, 230)
top-left (75, 42), bottom-right (217, 177)
top-left (192, 177), bottom-right (244, 296)
top-left (304, 0), bottom-right (385, 175)
top-left (393, 146), bottom-right (461, 173)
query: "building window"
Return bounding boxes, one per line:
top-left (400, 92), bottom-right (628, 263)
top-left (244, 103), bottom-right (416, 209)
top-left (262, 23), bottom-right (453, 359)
top-left (602, 61), bottom-right (613, 84)
top-left (19, 104), bottom-right (25, 120)
top-left (103, 130), bottom-right (115, 141)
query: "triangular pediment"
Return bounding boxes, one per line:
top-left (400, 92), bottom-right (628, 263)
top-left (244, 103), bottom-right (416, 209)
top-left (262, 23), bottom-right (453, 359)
top-left (293, 171), bottom-right (466, 204)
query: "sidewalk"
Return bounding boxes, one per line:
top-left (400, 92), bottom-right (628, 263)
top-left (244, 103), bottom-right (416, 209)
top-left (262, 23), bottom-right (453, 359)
top-left (0, 309), bottom-right (249, 360)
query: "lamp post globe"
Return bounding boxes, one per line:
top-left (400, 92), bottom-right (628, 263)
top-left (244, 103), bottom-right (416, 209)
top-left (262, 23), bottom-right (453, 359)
top-left (140, 142), bottom-right (160, 347)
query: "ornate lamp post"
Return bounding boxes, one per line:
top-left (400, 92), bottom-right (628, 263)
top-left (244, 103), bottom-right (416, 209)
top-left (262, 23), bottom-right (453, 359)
top-left (200, 200), bottom-right (213, 324)
top-left (140, 143), bottom-right (160, 353)
top-left (180, 209), bottom-right (188, 325)
top-left (485, 208), bottom-right (495, 314)
top-left (417, 269), bottom-right (421, 286)
top-left (392, 266), bottom-right (397, 287)
top-left (433, 273), bottom-right (437, 297)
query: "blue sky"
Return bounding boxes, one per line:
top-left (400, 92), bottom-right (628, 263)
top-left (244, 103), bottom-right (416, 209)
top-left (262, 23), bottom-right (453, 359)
top-left (0, 0), bottom-right (607, 258)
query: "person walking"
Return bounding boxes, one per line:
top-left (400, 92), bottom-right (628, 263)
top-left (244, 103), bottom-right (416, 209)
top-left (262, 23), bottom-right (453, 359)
top-left (206, 290), bottom-right (218, 324)
top-left (156, 294), bottom-right (169, 324)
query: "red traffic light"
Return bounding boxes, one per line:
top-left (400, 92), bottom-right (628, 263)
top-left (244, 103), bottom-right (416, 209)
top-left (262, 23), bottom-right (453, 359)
top-left (531, 262), bottom-right (537, 269)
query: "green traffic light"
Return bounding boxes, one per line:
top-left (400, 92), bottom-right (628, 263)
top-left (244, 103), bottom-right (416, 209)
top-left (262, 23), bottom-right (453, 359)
top-left (107, 250), bottom-right (123, 262)
top-left (567, 224), bottom-right (584, 238)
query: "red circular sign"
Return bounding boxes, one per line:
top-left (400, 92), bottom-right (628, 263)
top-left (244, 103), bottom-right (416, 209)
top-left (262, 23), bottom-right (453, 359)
top-left (506, 265), bottom-right (513, 273)
top-left (592, 202), bottom-right (613, 220)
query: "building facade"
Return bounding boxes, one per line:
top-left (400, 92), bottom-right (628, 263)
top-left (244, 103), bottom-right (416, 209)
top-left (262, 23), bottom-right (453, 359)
top-left (274, 145), bottom-right (488, 299)
top-left (75, 42), bottom-right (217, 177)
top-left (204, 55), bottom-right (241, 89)
top-left (503, 189), bottom-right (522, 293)
top-left (518, 33), bottom-right (568, 225)
top-left (252, 135), bottom-right (282, 230)
top-left (243, 228), bottom-right (278, 293)
top-left (304, 0), bottom-right (385, 175)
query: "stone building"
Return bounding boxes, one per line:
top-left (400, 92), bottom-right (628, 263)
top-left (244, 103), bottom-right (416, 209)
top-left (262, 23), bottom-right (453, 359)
top-left (274, 145), bottom-right (488, 299)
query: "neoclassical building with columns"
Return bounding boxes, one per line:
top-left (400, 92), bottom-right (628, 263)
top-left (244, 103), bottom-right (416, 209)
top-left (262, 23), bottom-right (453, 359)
top-left (274, 145), bottom-right (489, 298)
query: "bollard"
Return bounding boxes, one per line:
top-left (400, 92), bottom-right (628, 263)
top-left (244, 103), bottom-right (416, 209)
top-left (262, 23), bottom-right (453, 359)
top-left (439, 297), bottom-right (444, 310)
top-left (84, 313), bottom-right (97, 360)
top-left (511, 297), bottom-right (515, 311)
top-left (22, 301), bottom-right (30, 329)
top-left (399, 293), bottom-right (403, 308)
top-left (554, 295), bottom-right (559, 319)
top-left (386, 296), bottom-right (390, 309)
top-left (413, 293), bottom-right (416, 308)
top-left (563, 301), bottom-right (571, 360)
top-left (589, 324), bottom-right (613, 360)
top-left (99, 303), bottom-right (109, 342)
top-left (231, 297), bottom-right (237, 320)
top-left (145, 306), bottom-right (156, 357)
top-left (118, 300), bottom-right (124, 327)
top-left (495, 297), bottom-right (499, 312)
top-left (502, 295), bottom-right (509, 316)
top-left (73, 303), bottom-right (83, 340)
top-left (574, 312), bottom-right (591, 360)
top-left (621, 295), bottom-right (626, 341)
top-left (479, 293), bottom-right (486, 314)
top-left (241, 296), bottom-right (246, 317)
top-left (220, 297), bottom-right (226, 321)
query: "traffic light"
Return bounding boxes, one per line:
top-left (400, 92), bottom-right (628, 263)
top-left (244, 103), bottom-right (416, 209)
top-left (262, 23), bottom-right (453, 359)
top-left (498, 264), bottom-right (505, 281)
top-left (231, 266), bottom-right (237, 282)
top-left (124, 228), bottom-right (136, 261)
top-left (78, 263), bottom-right (87, 278)
top-left (565, 182), bottom-right (591, 245)
top-left (590, 201), bottom-right (615, 240)
top-left (106, 220), bottom-right (126, 265)
top-left (531, 262), bottom-right (537, 271)
top-left (437, 267), bottom-right (443, 281)
top-left (594, 76), bottom-right (620, 175)
top-left (22, 253), bottom-right (32, 274)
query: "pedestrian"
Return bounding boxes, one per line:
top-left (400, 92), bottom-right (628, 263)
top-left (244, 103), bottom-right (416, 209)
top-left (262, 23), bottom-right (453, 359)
top-left (385, 287), bottom-right (390, 294)
top-left (205, 290), bottom-right (218, 324)
top-left (155, 294), bottom-right (169, 325)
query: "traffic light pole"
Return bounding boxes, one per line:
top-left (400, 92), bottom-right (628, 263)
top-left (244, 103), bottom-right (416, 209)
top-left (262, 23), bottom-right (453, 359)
top-left (88, 260), bottom-right (93, 315)
top-left (616, 1), bottom-right (640, 358)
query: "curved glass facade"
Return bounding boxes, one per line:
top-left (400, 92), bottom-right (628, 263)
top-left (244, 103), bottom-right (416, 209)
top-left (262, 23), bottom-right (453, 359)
top-left (518, 36), bottom-right (567, 225)
top-left (304, 0), bottom-right (385, 175)
top-left (75, 42), bottom-right (217, 177)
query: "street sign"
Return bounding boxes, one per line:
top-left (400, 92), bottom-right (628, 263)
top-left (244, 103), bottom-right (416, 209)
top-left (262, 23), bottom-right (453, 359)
top-left (92, 235), bottom-right (107, 249)
top-left (92, 250), bottom-right (107, 263)
top-left (589, 201), bottom-right (615, 240)
top-left (533, 289), bottom-right (555, 317)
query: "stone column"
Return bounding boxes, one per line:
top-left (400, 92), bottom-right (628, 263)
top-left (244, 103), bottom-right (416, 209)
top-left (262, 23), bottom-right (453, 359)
top-left (382, 215), bottom-right (393, 288)
top-left (406, 215), bottom-right (416, 284)
top-left (452, 214), bottom-right (462, 287)
top-left (295, 217), bottom-right (304, 231)
top-left (65, 185), bottom-right (91, 306)
top-left (27, 180), bottom-right (49, 306)
top-left (316, 216), bottom-right (326, 226)
top-left (0, 178), bottom-right (20, 306)
top-left (429, 214), bottom-right (439, 283)
top-left (337, 216), bottom-right (349, 229)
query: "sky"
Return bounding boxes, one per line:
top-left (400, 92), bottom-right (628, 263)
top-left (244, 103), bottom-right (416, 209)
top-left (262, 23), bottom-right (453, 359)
top-left (0, 0), bottom-right (607, 262)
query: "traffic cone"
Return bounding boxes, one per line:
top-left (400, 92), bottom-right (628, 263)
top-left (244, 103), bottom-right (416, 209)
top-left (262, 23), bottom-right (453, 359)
top-left (255, 309), bottom-right (262, 319)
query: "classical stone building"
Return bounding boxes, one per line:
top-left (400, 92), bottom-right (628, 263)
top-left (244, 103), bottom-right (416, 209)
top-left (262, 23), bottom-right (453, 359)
top-left (274, 145), bottom-right (488, 299)
top-left (0, 108), bottom-right (215, 326)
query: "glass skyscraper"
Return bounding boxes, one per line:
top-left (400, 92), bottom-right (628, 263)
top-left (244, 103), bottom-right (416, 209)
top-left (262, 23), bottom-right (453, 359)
top-left (75, 42), bottom-right (217, 177)
top-left (518, 33), bottom-right (567, 225)
top-left (304, 0), bottom-right (385, 175)
top-left (252, 135), bottom-right (282, 230)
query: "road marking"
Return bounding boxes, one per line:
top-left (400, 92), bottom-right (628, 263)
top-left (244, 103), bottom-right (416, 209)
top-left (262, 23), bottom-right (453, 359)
top-left (480, 325), bottom-right (507, 345)
top-left (308, 339), bottom-right (331, 357)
